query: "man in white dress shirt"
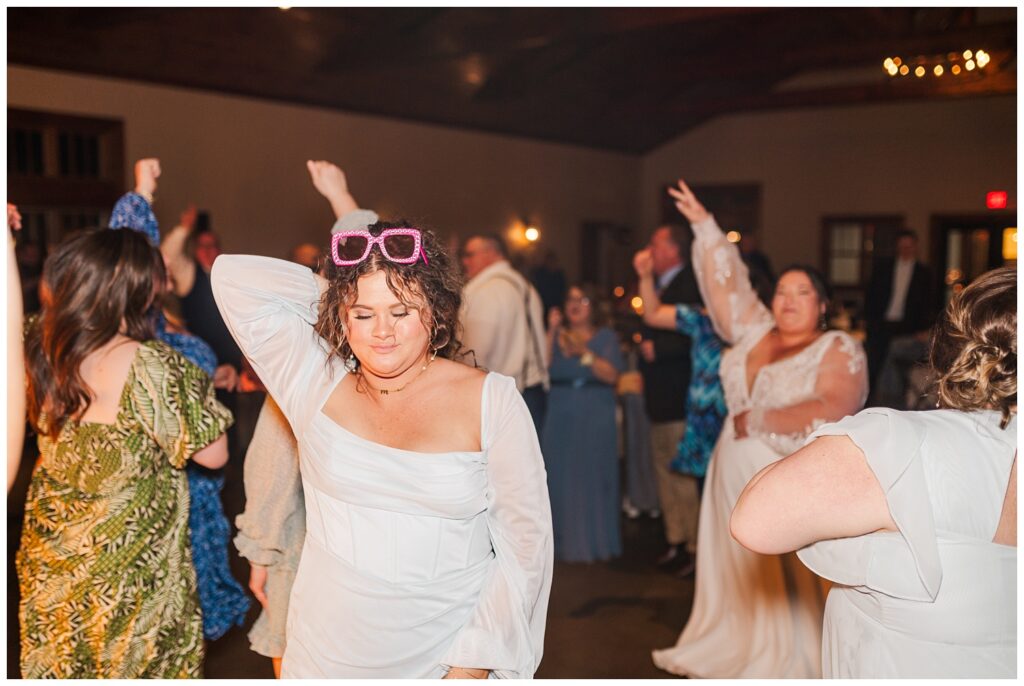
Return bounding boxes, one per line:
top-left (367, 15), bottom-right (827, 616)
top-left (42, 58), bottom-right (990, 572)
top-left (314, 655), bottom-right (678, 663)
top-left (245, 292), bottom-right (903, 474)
top-left (864, 229), bottom-right (936, 405)
top-left (460, 234), bottom-right (549, 432)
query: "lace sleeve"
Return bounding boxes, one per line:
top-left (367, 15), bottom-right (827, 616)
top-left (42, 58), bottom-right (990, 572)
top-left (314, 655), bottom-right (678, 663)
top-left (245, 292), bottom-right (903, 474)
top-left (690, 215), bottom-right (774, 345)
top-left (748, 334), bottom-right (868, 455)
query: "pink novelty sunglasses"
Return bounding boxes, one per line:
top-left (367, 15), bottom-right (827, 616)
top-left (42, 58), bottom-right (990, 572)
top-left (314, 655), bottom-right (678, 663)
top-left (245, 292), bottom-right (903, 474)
top-left (331, 228), bottom-right (429, 267)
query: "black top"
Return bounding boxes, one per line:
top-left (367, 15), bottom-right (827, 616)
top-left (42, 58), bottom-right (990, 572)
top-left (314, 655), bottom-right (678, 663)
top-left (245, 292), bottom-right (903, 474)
top-left (864, 258), bottom-right (937, 334)
top-left (181, 262), bottom-right (243, 370)
top-left (638, 263), bottom-right (704, 423)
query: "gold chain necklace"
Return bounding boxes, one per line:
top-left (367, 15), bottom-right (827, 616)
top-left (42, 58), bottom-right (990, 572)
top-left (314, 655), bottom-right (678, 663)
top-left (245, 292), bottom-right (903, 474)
top-left (357, 351), bottom-right (437, 396)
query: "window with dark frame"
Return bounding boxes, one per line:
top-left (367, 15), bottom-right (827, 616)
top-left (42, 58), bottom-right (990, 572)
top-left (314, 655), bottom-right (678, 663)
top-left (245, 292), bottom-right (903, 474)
top-left (821, 215), bottom-right (905, 330)
top-left (7, 108), bottom-right (125, 312)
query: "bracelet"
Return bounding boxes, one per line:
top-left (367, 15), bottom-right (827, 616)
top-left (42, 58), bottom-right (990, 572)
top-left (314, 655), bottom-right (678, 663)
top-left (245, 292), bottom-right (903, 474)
top-left (579, 351), bottom-right (595, 367)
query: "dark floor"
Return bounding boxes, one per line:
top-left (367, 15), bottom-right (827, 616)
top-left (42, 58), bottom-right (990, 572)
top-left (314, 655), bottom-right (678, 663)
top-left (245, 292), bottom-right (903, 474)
top-left (7, 414), bottom-right (692, 679)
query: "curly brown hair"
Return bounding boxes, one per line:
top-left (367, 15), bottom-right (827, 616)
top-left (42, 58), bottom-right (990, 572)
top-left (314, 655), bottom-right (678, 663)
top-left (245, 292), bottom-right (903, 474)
top-left (930, 266), bottom-right (1016, 428)
top-left (315, 220), bottom-right (464, 369)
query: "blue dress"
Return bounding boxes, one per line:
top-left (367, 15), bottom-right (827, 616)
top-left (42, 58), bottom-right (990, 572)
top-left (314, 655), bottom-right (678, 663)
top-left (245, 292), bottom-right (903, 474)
top-left (669, 305), bottom-right (727, 478)
top-left (110, 193), bottom-right (250, 640)
top-left (541, 327), bottom-right (624, 563)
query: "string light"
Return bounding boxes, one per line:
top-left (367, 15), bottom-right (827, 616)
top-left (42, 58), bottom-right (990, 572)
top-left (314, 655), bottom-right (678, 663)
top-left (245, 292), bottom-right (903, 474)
top-left (883, 49), bottom-right (991, 78)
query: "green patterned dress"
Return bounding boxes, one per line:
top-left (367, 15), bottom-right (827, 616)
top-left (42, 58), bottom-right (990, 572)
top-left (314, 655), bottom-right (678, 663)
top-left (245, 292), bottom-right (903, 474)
top-left (17, 340), bottom-right (233, 678)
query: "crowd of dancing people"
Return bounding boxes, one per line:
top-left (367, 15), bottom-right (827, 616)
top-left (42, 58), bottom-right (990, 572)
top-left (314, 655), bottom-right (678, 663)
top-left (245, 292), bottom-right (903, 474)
top-left (6, 157), bottom-right (1016, 679)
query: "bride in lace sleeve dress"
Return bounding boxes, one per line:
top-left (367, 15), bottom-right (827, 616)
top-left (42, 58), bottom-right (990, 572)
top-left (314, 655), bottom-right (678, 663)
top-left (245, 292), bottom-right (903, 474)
top-left (650, 180), bottom-right (868, 678)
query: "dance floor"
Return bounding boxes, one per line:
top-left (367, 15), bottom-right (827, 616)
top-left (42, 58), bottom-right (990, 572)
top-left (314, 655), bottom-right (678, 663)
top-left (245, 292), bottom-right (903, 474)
top-left (6, 422), bottom-right (692, 679)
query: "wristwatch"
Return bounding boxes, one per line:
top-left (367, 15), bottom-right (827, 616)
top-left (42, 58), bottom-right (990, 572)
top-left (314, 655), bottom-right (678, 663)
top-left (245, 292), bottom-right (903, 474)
top-left (580, 350), bottom-right (595, 367)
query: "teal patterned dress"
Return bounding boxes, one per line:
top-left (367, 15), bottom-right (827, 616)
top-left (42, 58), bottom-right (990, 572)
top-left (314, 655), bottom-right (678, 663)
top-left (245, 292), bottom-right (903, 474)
top-left (17, 341), bottom-right (233, 678)
top-left (670, 305), bottom-right (727, 478)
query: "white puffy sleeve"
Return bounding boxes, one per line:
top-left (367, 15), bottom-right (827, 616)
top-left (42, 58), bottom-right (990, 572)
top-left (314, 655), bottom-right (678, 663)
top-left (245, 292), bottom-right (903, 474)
top-left (441, 374), bottom-right (554, 678)
top-left (211, 254), bottom-right (337, 436)
top-left (690, 214), bottom-right (775, 346)
top-left (748, 332), bottom-right (868, 455)
top-left (796, 409), bottom-right (941, 600)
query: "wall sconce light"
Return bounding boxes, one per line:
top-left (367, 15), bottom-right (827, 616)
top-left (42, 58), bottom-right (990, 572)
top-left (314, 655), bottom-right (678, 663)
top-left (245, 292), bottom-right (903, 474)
top-left (506, 216), bottom-right (541, 250)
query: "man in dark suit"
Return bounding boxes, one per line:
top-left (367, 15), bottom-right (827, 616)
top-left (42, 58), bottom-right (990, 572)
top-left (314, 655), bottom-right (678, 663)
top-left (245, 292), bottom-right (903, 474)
top-left (864, 229), bottom-right (937, 403)
top-left (636, 223), bottom-right (704, 576)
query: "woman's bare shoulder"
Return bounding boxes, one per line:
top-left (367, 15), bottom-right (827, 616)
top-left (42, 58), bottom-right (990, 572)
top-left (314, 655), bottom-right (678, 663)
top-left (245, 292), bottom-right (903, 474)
top-left (435, 357), bottom-right (486, 379)
top-left (431, 358), bottom-right (487, 394)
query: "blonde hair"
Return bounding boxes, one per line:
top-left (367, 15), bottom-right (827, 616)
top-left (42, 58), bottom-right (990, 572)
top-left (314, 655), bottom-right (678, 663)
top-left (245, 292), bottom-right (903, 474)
top-left (930, 266), bottom-right (1016, 428)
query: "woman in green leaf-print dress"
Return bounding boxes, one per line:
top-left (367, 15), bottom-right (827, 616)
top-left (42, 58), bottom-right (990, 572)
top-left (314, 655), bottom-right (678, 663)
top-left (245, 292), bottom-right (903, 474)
top-left (17, 229), bottom-right (232, 679)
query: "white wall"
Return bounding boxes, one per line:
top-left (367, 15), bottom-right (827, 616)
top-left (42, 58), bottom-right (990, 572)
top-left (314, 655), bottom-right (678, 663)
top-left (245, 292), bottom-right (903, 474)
top-left (640, 97), bottom-right (1017, 268)
top-left (7, 65), bottom-right (639, 281)
top-left (7, 66), bottom-right (1017, 281)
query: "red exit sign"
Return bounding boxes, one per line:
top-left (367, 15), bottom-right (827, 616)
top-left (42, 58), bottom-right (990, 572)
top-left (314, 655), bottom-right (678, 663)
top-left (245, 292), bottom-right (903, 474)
top-left (986, 191), bottom-right (1008, 209)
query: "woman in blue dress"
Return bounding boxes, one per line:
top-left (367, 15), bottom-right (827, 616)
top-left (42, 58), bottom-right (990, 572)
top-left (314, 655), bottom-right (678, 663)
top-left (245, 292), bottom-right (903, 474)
top-left (108, 158), bottom-right (250, 640)
top-left (541, 284), bottom-right (625, 563)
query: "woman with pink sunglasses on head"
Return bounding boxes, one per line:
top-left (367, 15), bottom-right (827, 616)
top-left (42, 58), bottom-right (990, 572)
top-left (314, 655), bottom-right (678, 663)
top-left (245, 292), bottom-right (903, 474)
top-left (211, 161), bottom-right (553, 679)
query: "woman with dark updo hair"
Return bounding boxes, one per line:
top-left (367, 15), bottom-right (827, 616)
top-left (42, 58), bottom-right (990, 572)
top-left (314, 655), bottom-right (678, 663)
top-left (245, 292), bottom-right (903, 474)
top-left (732, 265), bottom-right (1017, 677)
top-left (211, 161), bottom-right (552, 679)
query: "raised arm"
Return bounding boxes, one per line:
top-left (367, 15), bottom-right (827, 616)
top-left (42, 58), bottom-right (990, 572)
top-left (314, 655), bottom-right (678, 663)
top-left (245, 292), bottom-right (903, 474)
top-left (109, 158), bottom-right (161, 246)
top-left (161, 205), bottom-right (199, 298)
top-left (8, 205), bottom-right (25, 491)
top-left (307, 159), bottom-right (381, 239)
top-left (633, 248), bottom-right (678, 331)
top-left (307, 160), bottom-right (358, 221)
top-left (669, 179), bottom-right (773, 345)
top-left (211, 254), bottom-right (330, 433)
top-left (742, 334), bottom-right (868, 455)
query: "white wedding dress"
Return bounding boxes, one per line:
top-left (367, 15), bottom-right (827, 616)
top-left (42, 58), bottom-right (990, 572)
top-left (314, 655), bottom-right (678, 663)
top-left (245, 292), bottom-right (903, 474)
top-left (652, 215), bottom-right (868, 678)
top-left (212, 255), bottom-right (553, 678)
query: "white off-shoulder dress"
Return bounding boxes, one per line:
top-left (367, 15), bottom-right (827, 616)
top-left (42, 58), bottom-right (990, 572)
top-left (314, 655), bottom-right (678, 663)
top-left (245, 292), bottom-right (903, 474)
top-left (798, 408), bottom-right (1017, 678)
top-left (211, 255), bottom-right (554, 679)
